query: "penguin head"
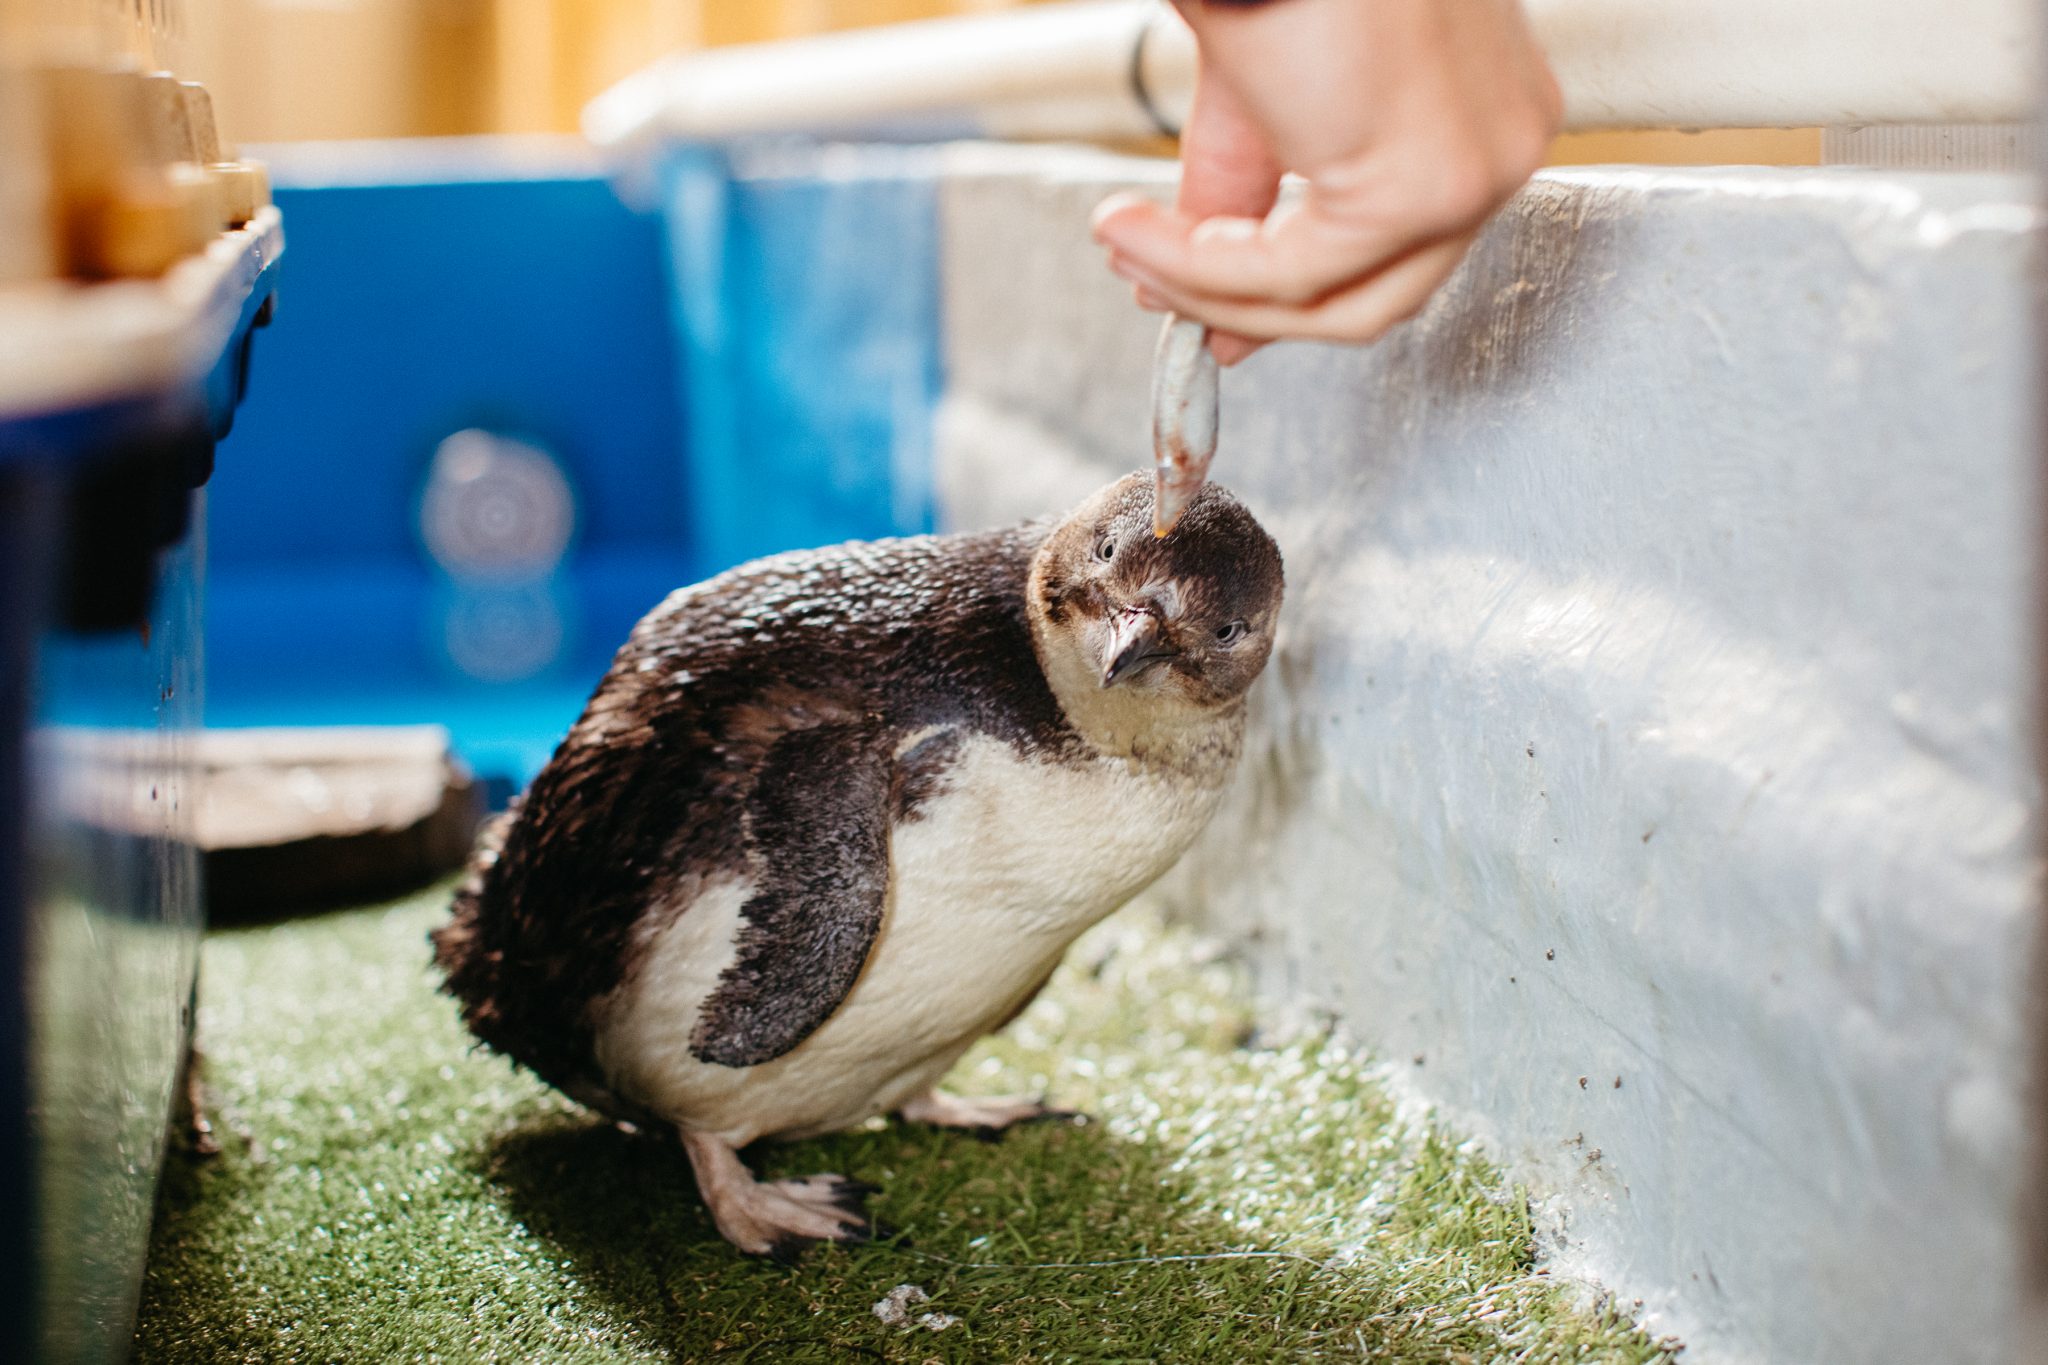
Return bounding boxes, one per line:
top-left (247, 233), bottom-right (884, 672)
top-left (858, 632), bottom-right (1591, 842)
top-left (1030, 472), bottom-right (1284, 720)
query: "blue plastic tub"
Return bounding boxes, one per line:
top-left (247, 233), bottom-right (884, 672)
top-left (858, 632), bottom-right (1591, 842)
top-left (4, 217), bottom-right (281, 1362)
top-left (206, 138), bottom-right (945, 784)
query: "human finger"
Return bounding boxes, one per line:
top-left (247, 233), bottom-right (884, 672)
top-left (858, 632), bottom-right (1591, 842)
top-left (1097, 190), bottom-right (1436, 310)
top-left (1171, 71), bottom-right (1280, 364)
top-left (1094, 194), bottom-right (1269, 362)
top-left (1172, 58), bottom-right (1283, 223)
top-left (1110, 231), bottom-right (1475, 344)
top-left (1208, 333), bottom-right (1264, 366)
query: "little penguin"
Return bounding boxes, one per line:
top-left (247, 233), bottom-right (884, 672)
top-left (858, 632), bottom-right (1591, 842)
top-left (432, 471), bottom-right (1284, 1257)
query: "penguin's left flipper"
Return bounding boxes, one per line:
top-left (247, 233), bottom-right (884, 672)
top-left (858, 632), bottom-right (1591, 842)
top-left (681, 1129), bottom-right (889, 1260)
top-left (899, 1089), bottom-right (1083, 1142)
top-left (688, 719), bottom-right (896, 1068)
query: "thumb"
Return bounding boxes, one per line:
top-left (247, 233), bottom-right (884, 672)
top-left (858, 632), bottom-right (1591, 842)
top-left (1174, 60), bottom-right (1284, 222)
top-left (1091, 62), bottom-right (1281, 257)
top-left (1091, 64), bottom-right (1279, 364)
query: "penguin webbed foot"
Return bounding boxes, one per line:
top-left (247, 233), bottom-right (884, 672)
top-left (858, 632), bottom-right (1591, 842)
top-left (681, 1131), bottom-right (892, 1259)
top-left (756, 1176), bottom-right (900, 1264)
top-left (898, 1088), bottom-right (1086, 1141)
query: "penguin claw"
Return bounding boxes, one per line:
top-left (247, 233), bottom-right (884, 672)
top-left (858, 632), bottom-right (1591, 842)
top-left (752, 1174), bottom-right (886, 1249)
top-left (682, 1131), bottom-right (889, 1259)
top-left (761, 1210), bottom-right (892, 1264)
top-left (900, 1088), bottom-right (1085, 1137)
top-left (824, 1177), bottom-right (883, 1219)
top-left (969, 1106), bottom-right (1085, 1143)
top-left (765, 1234), bottom-right (816, 1267)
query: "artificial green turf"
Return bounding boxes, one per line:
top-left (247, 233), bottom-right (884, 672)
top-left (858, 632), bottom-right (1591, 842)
top-left (136, 884), bottom-right (1681, 1363)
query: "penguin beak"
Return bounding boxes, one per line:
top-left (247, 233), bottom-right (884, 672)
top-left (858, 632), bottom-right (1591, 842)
top-left (1100, 606), bottom-right (1177, 687)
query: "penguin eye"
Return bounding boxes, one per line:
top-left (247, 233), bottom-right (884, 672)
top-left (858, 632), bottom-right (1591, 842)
top-left (1214, 619), bottom-right (1248, 646)
top-left (1094, 536), bottom-right (1117, 563)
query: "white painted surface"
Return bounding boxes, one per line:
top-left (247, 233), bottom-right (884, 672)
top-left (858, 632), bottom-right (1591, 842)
top-left (933, 145), bottom-right (2041, 1364)
top-left (1536, 0), bottom-right (2035, 128)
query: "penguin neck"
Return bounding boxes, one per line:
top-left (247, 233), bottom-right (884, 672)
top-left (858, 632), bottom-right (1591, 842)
top-left (1028, 613), bottom-right (1245, 773)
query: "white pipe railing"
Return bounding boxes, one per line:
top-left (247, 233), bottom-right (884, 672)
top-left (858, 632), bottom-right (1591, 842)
top-left (583, 2), bottom-right (1192, 156)
top-left (1546, 0), bottom-right (2033, 129)
top-left (584, 0), bottom-right (2036, 156)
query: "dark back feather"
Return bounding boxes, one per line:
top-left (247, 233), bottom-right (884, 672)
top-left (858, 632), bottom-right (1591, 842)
top-left (430, 523), bottom-right (1076, 1094)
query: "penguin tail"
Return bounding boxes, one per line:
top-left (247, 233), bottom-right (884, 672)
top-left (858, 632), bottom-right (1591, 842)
top-left (430, 804), bottom-right (519, 1043)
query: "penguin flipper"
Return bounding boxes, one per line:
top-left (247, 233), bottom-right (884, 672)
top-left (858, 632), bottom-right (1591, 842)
top-left (688, 719), bottom-right (894, 1068)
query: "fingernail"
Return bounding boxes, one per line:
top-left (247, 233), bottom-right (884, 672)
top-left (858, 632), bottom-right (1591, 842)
top-left (1090, 190), bottom-right (1147, 235)
top-left (1136, 286), bottom-right (1169, 310)
top-left (1190, 216), bottom-right (1260, 245)
top-left (1106, 253), bottom-right (1165, 292)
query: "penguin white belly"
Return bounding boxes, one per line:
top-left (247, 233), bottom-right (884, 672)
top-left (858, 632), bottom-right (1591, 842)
top-left (592, 733), bottom-right (1228, 1147)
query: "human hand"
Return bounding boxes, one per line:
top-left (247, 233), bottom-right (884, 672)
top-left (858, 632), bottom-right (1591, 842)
top-left (1092, 0), bottom-right (1562, 364)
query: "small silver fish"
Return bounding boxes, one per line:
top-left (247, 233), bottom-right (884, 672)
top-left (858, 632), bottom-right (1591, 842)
top-left (1150, 313), bottom-right (1218, 538)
